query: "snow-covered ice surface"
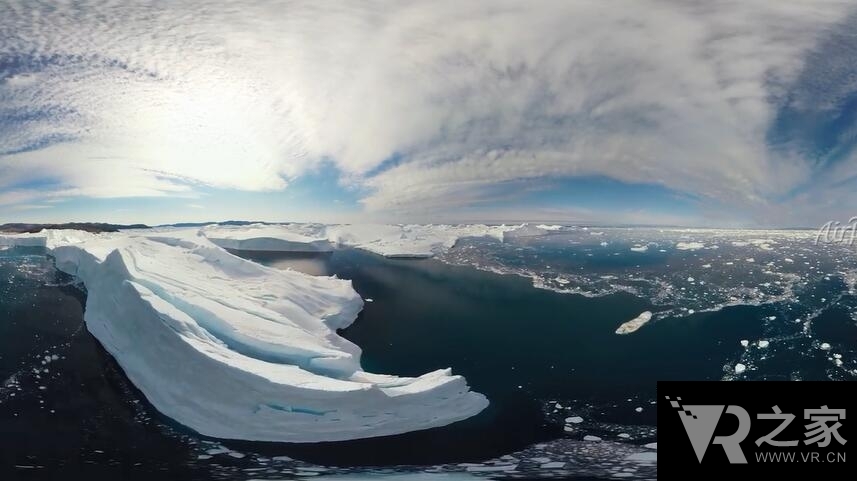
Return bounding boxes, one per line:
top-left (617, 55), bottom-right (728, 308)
top-left (199, 224), bottom-right (334, 252)
top-left (200, 223), bottom-right (517, 258)
top-left (0, 228), bottom-right (487, 442)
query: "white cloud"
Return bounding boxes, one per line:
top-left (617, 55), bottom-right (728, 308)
top-left (0, 0), bottom-right (854, 223)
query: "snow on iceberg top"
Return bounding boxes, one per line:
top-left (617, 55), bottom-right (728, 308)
top-left (200, 223), bottom-right (521, 258)
top-left (0, 228), bottom-right (488, 442)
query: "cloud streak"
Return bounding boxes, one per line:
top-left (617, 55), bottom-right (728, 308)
top-left (1, 0), bottom-right (856, 225)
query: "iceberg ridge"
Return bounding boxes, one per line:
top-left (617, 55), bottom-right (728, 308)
top-left (1, 228), bottom-right (488, 442)
top-left (200, 223), bottom-right (519, 258)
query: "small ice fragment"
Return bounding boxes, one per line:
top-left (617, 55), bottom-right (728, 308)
top-left (734, 363), bottom-right (747, 374)
top-left (820, 343), bottom-right (831, 351)
top-left (834, 359), bottom-right (843, 367)
top-left (644, 442), bottom-right (657, 450)
top-left (635, 407), bottom-right (643, 413)
top-left (740, 340), bottom-right (749, 347)
top-left (618, 433), bottom-right (631, 439)
top-left (541, 462), bottom-right (565, 469)
top-left (625, 452), bottom-right (657, 462)
top-left (583, 435), bottom-right (602, 442)
top-left (833, 353), bottom-right (842, 359)
top-left (687, 277), bottom-right (694, 282)
top-left (565, 416), bottom-right (583, 424)
top-left (758, 340), bottom-right (769, 348)
top-left (365, 298), bottom-right (374, 303)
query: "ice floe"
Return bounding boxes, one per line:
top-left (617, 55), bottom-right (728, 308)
top-left (675, 242), bottom-right (705, 250)
top-left (615, 311), bottom-right (653, 335)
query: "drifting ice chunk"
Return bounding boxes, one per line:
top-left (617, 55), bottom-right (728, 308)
top-left (676, 242), bottom-right (705, 250)
top-left (758, 340), bottom-right (770, 348)
top-left (625, 452), bottom-right (657, 462)
top-left (734, 363), bottom-right (747, 374)
top-left (565, 416), bottom-right (584, 424)
top-left (740, 340), bottom-right (749, 348)
top-left (615, 311), bottom-right (653, 335)
top-left (820, 343), bottom-right (832, 351)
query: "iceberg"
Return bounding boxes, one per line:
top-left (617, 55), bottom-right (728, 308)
top-left (0, 228), bottom-right (487, 442)
top-left (200, 224), bottom-right (334, 252)
top-left (615, 311), bottom-right (653, 335)
top-left (675, 242), bottom-right (705, 251)
top-left (202, 223), bottom-right (518, 258)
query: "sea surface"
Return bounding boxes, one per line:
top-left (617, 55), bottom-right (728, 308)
top-left (2, 227), bottom-right (856, 480)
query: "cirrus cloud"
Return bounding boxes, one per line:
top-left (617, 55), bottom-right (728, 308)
top-left (1, 0), bottom-right (856, 225)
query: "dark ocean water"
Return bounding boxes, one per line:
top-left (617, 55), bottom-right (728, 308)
top-left (2, 232), bottom-right (853, 479)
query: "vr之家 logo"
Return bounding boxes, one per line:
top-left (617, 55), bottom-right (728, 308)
top-left (666, 396), bottom-right (750, 463)
top-left (666, 395), bottom-right (847, 464)
top-left (658, 381), bottom-right (850, 479)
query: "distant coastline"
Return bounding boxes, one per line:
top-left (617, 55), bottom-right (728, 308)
top-left (0, 222), bottom-right (149, 234)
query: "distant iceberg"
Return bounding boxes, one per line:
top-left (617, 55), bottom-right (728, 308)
top-left (200, 224), bottom-right (334, 252)
top-left (0, 227), bottom-right (488, 442)
top-left (201, 223), bottom-right (519, 258)
top-left (675, 242), bottom-right (705, 251)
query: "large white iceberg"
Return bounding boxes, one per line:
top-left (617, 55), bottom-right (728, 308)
top-left (0, 228), bottom-right (488, 442)
top-left (200, 223), bottom-right (334, 252)
top-left (201, 223), bottom-right (517, 258)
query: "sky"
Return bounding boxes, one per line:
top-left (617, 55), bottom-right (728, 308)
top-left (2, 0), bottom-right (857, 227)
